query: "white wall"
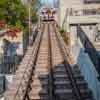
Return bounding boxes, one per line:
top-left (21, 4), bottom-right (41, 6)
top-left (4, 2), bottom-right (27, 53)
top-left (59, 0), bottom-right (83, 26)
top-left (70, 26), bottom-right (78, 46)
top-left (81, 25), bottom-right (96, 42)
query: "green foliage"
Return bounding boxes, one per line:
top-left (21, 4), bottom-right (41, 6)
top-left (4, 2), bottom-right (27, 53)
top-left (31, 12), bottom-right (38, 23)
top-left (15, 20), bottom-right (24, 30)
top-left (0, 0), bottom-right (28, 29)
top-left (0, 0), bottom-right (7, 7)
top-left (32, 0), bottom-right (41, 11)
top-left (32, 16), bottom-right (38, 23)
top-left (59, 28), bottom-right (69, 45)
top-left (0, 0), bottom-right (40, 30)
top-left (59, 28), bottom-right (66, 34)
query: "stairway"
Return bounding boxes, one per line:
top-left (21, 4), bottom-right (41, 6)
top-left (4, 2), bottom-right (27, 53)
top-left (72, 65), bottom-right (93, 100)
top-left (54, 64), bottom-right (75, 100)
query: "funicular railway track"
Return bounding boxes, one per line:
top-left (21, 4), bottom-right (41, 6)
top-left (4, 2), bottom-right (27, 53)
top-left (5, 22), bottom-right (94, 100)
top-left (28, 22), bottom-right (51, 100)
top-left (48, 22), bottom-right (94, 100)
top-left (28, 22), bottom-right (94, 100)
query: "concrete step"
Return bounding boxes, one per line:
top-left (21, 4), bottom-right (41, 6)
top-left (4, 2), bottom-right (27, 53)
top-left (54, 80), bottom-right (70, 85)
top-left (55, 83), bottom-right (72, 89)
top-left (77, 82), bottom-right (88, 89)
top-left (55, 89), bottom-right (72, 94)
top-left (74, 74), bottom-right (84, 80)
top-left (80, 88), bottom-right (92, 96)
top-left (53, 74), bottom-right (68, 79)
top-left (54, 64), bottom-right (65, 68)
top-left (35, 68), bottom-right (49, 72)
top-left (73, 67), bottom-right (81, 71)
top-left (73, 70), bottom-right (82, 75)
top-left (73, 65), bottom-right (80, 70)
top-left (54, 89), bottom-right (74, 99)
top-left (53, 71), bottom-right (67, 76)
top-left (29, 92), bottom-right (49, 100)
top-left (76, 80), bottom-right (88, 90)
top-left (29, 94), bottom-right (49, 100)
top-left (76, 80), bottom-right (87, 85)
top-left (30, 86), bottom-right (48, 93)
top-left (29, 88), bottom-right (48, 100)
top-left (33, 74), bottom-right (49, 79)
top-left (36, 61), bottom-right (48, 65)
top-left (31, 78), bottom-right (48, 86)
top-left (53, 67), bottom-right (66, 72)
top-left (34, 70), bottom-right (49, 75)
top-left (31, 83), bottom-right (48, 89)
top-left (34, 69), bottom-right (49, 75)
top-left (55, 94), bottom-right (74, 100)
top-left (54, 66), bottom-right (65, 70)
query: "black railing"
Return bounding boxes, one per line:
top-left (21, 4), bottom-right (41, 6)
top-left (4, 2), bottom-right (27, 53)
top-left (0, 55), bottom-right (22, 74)
top-left (84, 0), bottom-right (100, 4)
top-left (77, 25), bottom-right (100, 75)
top-left (0, 75), bottom-right (5, 95)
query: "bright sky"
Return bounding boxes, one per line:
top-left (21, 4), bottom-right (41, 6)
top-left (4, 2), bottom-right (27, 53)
top-left (41, 0), bottom-right (54, 7)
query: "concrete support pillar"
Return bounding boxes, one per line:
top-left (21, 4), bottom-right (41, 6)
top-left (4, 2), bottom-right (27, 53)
top-left (69, 26), bottom-right (78, 58)
top-left (70, 26), bottom-right (78, 46)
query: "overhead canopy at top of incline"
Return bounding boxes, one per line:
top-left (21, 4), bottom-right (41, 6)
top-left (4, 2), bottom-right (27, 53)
top-left (68, 15), bottom-right (100, 25)
top-left (72, 4), bottom-right (100, 10)
top-left (84, 0), bottom-right (100, 3)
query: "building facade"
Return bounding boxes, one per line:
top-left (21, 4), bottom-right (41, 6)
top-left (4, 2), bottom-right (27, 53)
top-left (59, 0), bottom-right (100, 26)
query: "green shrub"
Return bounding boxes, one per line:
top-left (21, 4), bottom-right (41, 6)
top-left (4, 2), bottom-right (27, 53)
top-left (15, 20), bottom-right (24, 30)
top-left (32, 15), bottom-right (38, 24)
top-left (59, 28), bottom-right (66, 34)
top-left (59, 28), bottom-right (69, 45)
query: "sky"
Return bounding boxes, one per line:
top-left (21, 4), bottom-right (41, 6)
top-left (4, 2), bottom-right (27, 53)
top-left (41, 0), bottom-right (54, 7)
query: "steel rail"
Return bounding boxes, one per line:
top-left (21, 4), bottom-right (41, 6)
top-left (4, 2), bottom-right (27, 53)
top-left (47, 22), bottom-right (54, 100)
top-left (16, 23), bottom-right (45, 100)
top-left (28, 22), bottom-right (53, 100)
top-left (23, 22), bottom-right (45, 100)
top-left (5, 23), bottom-right (45, 100)
top-left (52, 22), bottom-right (84, 100)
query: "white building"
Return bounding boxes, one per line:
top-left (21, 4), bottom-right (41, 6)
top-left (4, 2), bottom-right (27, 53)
top-left (59, 0), bottom-right (100, 26)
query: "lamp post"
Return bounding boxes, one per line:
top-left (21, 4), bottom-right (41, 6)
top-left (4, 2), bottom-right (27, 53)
top-left (28, 0), bottom-right (31, 45)
top-left (53, 0), bottom-right (55, 8)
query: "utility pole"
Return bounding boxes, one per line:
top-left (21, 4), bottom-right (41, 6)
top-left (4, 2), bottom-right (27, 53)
top-left (29, 0), bottom-right (31, 45)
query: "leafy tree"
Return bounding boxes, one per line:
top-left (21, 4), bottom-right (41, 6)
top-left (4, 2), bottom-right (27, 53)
top-left (0, 0), bottom-right (27, 27)
top-left (0, 0), bottom-right (40, 30)
top-left (29, 0), bottom-right (41, 23)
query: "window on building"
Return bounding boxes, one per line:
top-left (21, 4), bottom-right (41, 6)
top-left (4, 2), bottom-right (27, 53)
top-left (84, 0), bottom-right (100, 4)
top-left (95, 30), bottom-right (100, 42)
